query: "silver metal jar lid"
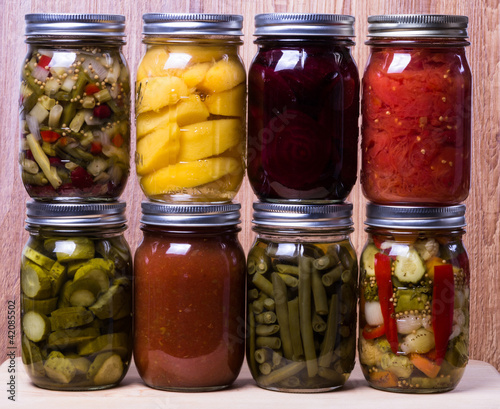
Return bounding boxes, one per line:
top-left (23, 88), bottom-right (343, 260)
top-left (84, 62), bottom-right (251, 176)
top-left (253, 202), bottom-right (353, 229)
top-left (254, 13), bottom-right (355, 37)
top-left (142, 13), bottom-right (243, 36)
top-left (367, 14), bottom-right (468, 38)
top-left (25, 13), bottom-right (126, 37)
top-left (26, 201), bottom-right (127, 227)
top-left (140, 202), bottom-right (241, 227)
top-left (365, 204), bottom-right (466, 229)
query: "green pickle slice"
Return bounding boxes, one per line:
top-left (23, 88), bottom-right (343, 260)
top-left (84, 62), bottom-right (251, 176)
top-left (43, 351), bottom-right (77, 384)
top-left (21, 261), bottom-right (53, 299)
top-left (49, 306), bottom-right (94, 331)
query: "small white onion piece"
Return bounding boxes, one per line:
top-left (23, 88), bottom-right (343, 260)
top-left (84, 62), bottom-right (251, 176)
top-left (396, 314), bottom-right (423, 335)
top-left (364, 301), bottom-right (384, 327)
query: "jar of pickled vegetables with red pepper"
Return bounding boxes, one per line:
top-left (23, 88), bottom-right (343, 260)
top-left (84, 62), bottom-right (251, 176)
top-left (361, 15), bottom-right (471, 205)
top-left (20, 14), bottom-right (131, 201)
top-left (359, 204), bottom-right (469, 393)
top-left (248, 14), bottom-right (359, 203)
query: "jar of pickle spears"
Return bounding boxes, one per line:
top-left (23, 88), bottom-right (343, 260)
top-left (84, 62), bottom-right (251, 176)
top-left (20, 202), bottom-right (133, 390)
top-left (247, 203), bottom-right (358, 392)
top-left (359, 204), bottom-right (469, 393)
top-left (135, 14), bottom-right (246, 203)
top-left (20, 14), bottom-right (131, 201)
top-left (247, 14), bottom-right (359, 203)
top-left (361, 15), bottom-right (472, 205)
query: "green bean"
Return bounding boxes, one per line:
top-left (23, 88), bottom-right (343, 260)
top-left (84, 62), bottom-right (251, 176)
top-left (256, 324), bottom-right (280, 336)
top-left (340, 284), bottom-right (355, 316)
top-left (278, 273), bottom-right (298, 288)
top-left (318, 294), bottom-right (338, 368)
top-left (298, 256), bottom-right (318, 377)
top-left (287, 297), bottom-right (304, 359)
top-left (341, 269), bottom-right (352, 284)
top-left (248, 288), bottom-right (259, 301)
top-left (322, 264), bottom-right (343, 287)
top-left (252, 292), bottom-right (267, 314)
top-left (311, 266), bottom-right (328, 315)
top-left (22, 171), bottom-right (48, 186)
top-left (317, 366), bottom-right (345, 384)
top-left (252, 273), bottom-right (274, 297)
top-left (254, 348), bottom-right (270, 364)
top-left (339, 325), bottom-right (350, 338)
top-left (279, 375), bottom-right (301, 388)
top-left (263, 298), bottom-right (275, 311)
top-left (313, 244), bottom-right (340, 270)
top-left (61, 102), bottom-right (77, 127)
top-left (255, 311), bottom-right (276, 324)
top-left (312, 313), bottom-right (327, 333)
top-left (276, 264), bottom-right (299, 276)
top-left (257, 361), bottom-right (307, 387)
top-left (272, 350), bottom-right (282, 367)
top-left (338, 245), bottom-right (355, 271)
top-left (259, 362), bottom-right (272, 375)
top-left (248, 310), bottom-right (258, 375)
top-left (248, 246), bottom-right (271, 274)
top-left (271, 273), bottom-right (293, 360)
top-left (256, 336), bottom-right (281, 350)
top-left (70, 70), bottom-right (88, 99)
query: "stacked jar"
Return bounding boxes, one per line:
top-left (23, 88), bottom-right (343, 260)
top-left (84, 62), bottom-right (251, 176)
top-left (246, 14), bottom-right (360, 392)
top-left (132, 14), bottom-right (247, 391)
top-left (358, 15), bottom-right (472, 393)
top-left (18, 14), bottom-right (133, 390)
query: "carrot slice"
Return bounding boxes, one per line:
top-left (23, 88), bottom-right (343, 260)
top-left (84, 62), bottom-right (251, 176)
top-left (410, 353), bottom-right (441, 378)
top-left (370, 370), bottom-right (398, 388)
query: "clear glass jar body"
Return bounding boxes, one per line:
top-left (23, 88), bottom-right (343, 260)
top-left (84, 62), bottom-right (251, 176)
top-left (247, 228), bottom-right (358, 392)
top-left (135, 37), bottom-right (246, 203)
top-left (19, 40), bottom-right (131, 201)
top-left (20, 226), bottom-right (133, 390)
top-left (247, 37), bottom-right (359, 203)
top-left (361, 38), bottom-right (472, 205)
top-left (358, 227), bottom-right (469, 393)
top-left (134, 225), bottom-right (246, 391)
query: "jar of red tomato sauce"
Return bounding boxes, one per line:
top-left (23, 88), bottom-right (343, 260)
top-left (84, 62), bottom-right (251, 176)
top-left (359, 204), bottom-right (469, 393)
top-left (247, 14), bottom-right (359, 203)
top-left (361, 15), bottom-right (471, 205)
top-left (134, 202), bottom-right (246, 391)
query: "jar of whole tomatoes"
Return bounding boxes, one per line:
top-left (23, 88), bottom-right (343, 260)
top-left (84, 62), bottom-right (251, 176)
top-left (135, 14), bottom-right (246, 203)
top-left (247, 14), bottom-right (359, 203)
top-left (20, 14), bottom-right (131, 201)
top-left (134, 202), bottom-right (246, 391)
top-left (359, 204), bottom-right (469, 393)
top-left (247, 203), bottom-right (358, 392)
top-left (361, 15), bottom-right (472, 205)
top-left (21, 201), bottom-right (133, 390)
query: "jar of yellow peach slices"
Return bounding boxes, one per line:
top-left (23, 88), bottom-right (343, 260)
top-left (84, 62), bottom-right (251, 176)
top-left (136, 14), bottom-right (246, 203)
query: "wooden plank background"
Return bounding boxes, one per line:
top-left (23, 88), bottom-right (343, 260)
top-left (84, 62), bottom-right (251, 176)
top-left (1, 0), bottom-right (498, 371)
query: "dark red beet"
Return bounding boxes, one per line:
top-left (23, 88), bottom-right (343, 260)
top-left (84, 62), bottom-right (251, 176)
top-left (71, 166), bottom-right (94, 189)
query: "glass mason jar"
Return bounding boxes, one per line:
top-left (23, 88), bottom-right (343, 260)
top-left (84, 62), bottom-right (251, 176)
top-left (247, 14), bottom-right (360, 203)
top-left (20, 202), bottom-right (133, 390)
top-left (134, 203), bottom-right (246, 391)
top-left (361, 15), bottom-right (472, 205)
top-left (247, 203), bottom-right (358, 392)
top-left (19, 14), bottom-right (131, 202)
top-left (135, 14), bottom-right (246, 203)
top-left (358, 204), bottom-right (469, 393)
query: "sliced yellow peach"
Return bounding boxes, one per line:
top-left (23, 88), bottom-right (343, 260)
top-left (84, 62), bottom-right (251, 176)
top-left (136, 46), bottom-right (170, 82)
top-left (136, 123), bottom-right (180, 176)
top-left (198, 59), bottom-right (245, 93)
top-left (178, 119), bottom-right (242, 162)
top-left (136, 106), bottom-right (176, 139)
top-left (140, 157), bottom-right (240, 195)
top-left (166, 45), bottom-right (228, 64)
top-left (136, 76), bottom-right (189, 114)
top-left (204, 83), bottom-right (246, 117)
top-left (181, 62), bottom-right (212, 88)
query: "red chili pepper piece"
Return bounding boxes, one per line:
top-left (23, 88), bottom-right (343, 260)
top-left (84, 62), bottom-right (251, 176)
top-left (93, 105), bottom-right (112, 119)
top-left (374, 253), bottom-right (399, 354)
top-left (111, 133), bottom-right (124, 148)
top-left (362, 324), bottom-right (385, 340)
top-left (40, 130), bottom-right (61, 143)
top-left (71, 166), bottom-right (94, 189)
top-left (90, 141), bottom-right (102, 154)
top-left (432, 263), bottom-right (455, 365)
top-left (85, 84), bottom-right (101, 95)
top-left (38, 55), bottom-right (52, 70)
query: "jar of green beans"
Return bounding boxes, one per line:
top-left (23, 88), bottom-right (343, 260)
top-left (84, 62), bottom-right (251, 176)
top-left (247, 203), bottom-right (358, 392)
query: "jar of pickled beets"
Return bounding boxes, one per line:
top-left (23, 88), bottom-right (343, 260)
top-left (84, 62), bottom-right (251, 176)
top-left (359, 204), bottom-right (469, 393)
top-left (134, 202), bottom-right (246, 391)
top-left (247, 14), bottom-right (360, 203)
top-left (136, 14), bottom-right (246, 203)
top-left (247, 203), bottom-right (358, 392)
top-left (20, 14), bottom-right (131, 201)
top-left (361, 15), bottom-right (472, 205)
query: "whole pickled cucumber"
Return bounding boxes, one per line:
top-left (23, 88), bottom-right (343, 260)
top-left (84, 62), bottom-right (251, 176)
top-left (49, 306), bottom-right (94, 331)
top-left (43, 351), bottom-right (77, 384)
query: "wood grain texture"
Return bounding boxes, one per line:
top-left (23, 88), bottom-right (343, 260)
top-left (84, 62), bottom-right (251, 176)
top-left (1, 0), bottom-right (498, 371)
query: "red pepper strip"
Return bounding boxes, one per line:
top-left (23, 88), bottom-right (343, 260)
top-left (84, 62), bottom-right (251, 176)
top-left (40, 130), bottom-right (61, 143)
top-left (362, 324), bottom-right (385, 340)
top-left (374, 253), bottom-right (399, 354)
top-left (432, 264), bottom-right (455, 365)
top-left (112, 133), bottom-right (124, 148)
top-left (38, 55), bottom-right (52, 70)
top-left (90, 141), bottom-right (102, 154)
top-left (85, 84), bottom-right (101, 95)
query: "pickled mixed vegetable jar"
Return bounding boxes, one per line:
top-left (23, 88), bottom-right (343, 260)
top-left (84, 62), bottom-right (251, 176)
top-left (247, 14), bottom-right (359, 203)
top-left (135, 14), bottom-right (246, 202)
top-left (134, 203), bottom-right (246, 391)
top-left (359, 204), bottom-right (469, 393)
top-left (20, 202), bottom-right (133, 390)
top-left (361, 15), bottom-right (471, 205)
top-left (247, 203), bottom-right (357, 392)
top-left (20, 14), bottom-right (131, 201)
